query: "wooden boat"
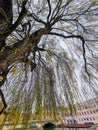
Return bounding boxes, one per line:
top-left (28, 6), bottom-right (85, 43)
top-left (65, 124), bottom-right (91, 128)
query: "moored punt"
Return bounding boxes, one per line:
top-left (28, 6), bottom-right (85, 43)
top-left (65, 124), bottom-right (92, 128)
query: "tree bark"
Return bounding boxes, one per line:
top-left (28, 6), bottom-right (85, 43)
top-left (0, 0), bottom-right (12, 51)
top-left (0, 0), bottom-right (12, 34)
top-left (0, 0), bottom-right (49, 114)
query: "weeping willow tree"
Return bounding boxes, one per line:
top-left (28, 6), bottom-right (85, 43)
top-left (0, 0), bottom-right (98, 128)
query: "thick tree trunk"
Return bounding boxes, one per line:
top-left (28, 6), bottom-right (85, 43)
top-left (0, 0), bottom-right (49, 114)
top-left (0, 0), bottom-right (12, 34)
top-left (0, 28), bottom-right (49, 114)
top-left (0, 0), bottom-right (12, 50)
top-left (0, 0), bottom-right (12, 20)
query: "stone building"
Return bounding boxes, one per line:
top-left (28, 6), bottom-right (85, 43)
top-left (75, 98), bottom-right (98, 124)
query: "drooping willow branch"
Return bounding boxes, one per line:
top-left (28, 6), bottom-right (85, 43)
top-left (49, 32), bottom-right (90, 79)
top-left (0, 68), bottom-right (10, 114)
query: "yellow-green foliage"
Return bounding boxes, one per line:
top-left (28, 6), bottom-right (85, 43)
top-left (0, 103), bottom-right (6, 129)
top-left (0, 76), bottom-right (3, 81)
top-left (7, 106), bottom-right (21, 126)
top-left (10, 63), bottom-right (19, 75)
top-left (0, 102), bottom-right (4, 114)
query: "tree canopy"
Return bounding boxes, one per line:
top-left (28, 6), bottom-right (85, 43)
top-left (0, 0), bottom-right (98, 126)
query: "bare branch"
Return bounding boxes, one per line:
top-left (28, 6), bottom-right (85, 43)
top-left (49, 32), bottom-right (90, 78)
top-left (47, 0), bottom-right (52, 21)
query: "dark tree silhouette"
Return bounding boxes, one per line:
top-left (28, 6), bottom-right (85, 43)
top-left (0, 0), bottom-right (98, 125)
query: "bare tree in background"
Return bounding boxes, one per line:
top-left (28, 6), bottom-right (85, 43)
top-left (0, 0), bottom-right (98, 126)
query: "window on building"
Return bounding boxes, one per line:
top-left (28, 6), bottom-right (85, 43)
top-left (93, 117), bottom-right (95, 120)
top-left (90, 111), bottom-right (92, 114)
top-left (90, 118), bottom-right (92, 121)
top-left (87, 111), bottom-right (89, 114)
top-left (87, 118), bottom-right (89, 121)
top-left (84, 118), bottom-right (86, 121)
top-left (93, 110), bottom-right (96, 113)
top-left (79, 112), bottom-right (81, 115)
top-left (84, 112), bottom-right (86, 115)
